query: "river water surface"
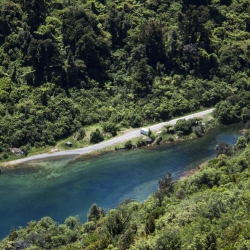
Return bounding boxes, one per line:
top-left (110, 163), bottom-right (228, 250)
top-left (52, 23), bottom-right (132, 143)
top-left (0, 124), bottom-right (243, 239)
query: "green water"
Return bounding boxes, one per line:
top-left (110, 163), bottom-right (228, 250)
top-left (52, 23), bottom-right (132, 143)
top-left (0, 124), bottom-right (243, 239)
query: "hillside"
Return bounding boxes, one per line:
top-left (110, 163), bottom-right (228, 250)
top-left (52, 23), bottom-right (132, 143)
top-left (0, 0), bottom-right (250, 158)
top-left (1, 129), bottom-right (250, 249)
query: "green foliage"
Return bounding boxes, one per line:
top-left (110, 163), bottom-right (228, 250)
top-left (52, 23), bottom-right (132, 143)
top-left (215, 142), bottom-right (233, 156)
top-left (87, 203), bottom-right (105, 222)
top-left (124, 140), bottom-right (133, 149)
top-left (102, 122), bottom-right (118, 136)
top-left (155, 227), bottom-right (182, 250)
top-left (0, 0), bottom-right (249, 152)
top-left (76, 128), bottom-right (86, 140)
top-left (136, 138), bottom-right (146, 147)
top-left (90, 129), bottom-right (104, 144)
top-left (174, 119), bottom-right (193, 136)
top-left (3, 4), bottom-right (250, 250)
top-left (236, 136), bottom-right (247, 149)
top-left (145, 216), bottom-right (155, 235)
top-left (158, 172), bottom-right (174, 196)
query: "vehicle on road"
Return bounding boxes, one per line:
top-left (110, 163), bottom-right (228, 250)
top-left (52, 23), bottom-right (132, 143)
top-left (140, 128), bottom-right (149, 135)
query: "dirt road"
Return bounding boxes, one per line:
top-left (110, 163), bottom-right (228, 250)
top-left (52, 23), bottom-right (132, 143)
top-left (3, 108), bottom-right (214, 165)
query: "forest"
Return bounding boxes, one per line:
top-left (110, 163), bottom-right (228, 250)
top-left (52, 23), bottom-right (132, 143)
top-left (0, 0), bottom-right (250, 157)
top-left (1, 0), bottom-right (250, 248)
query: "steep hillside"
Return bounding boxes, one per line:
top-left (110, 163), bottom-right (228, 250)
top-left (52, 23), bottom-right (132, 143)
top-left (0, 0), bottom-right (250, 154)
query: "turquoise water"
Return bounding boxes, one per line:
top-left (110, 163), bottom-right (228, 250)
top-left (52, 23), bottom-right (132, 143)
top-left (0, 124), bottom-right (243, 239)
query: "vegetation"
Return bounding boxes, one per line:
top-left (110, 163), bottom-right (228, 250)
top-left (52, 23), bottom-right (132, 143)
top-left (2, 128), bottom-right (250, 249)
top-left (1, 0), bottom-right (250, 248)
top-left (0, 0), bottom-right (249, 158)
top-left (90, 128), bottom-right (104, 144)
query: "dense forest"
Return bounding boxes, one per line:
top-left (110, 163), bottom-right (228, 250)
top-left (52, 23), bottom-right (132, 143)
top-left (1, 0), bottom-right (250, 248)
top-left (0, 0), bottom-right (250, 156)
top-left (1, 127), bottom-right (250, 249)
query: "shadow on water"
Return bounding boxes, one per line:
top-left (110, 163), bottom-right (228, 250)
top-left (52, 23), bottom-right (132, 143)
top-left (0, 124), bottom-right (243, 239)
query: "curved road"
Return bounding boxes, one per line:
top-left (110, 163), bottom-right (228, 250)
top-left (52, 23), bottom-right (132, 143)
top-left (4, 108), bottom-right (214, 166)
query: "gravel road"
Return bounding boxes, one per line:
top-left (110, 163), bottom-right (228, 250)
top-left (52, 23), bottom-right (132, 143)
top-left (4, 108), bottom-right (214, 165)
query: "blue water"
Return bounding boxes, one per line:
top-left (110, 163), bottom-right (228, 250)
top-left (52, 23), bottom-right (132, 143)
top-left (0, 124), bottom-right (243, 239)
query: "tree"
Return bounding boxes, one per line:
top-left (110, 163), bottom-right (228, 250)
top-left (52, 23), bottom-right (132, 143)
top-left (77, 128), bottom-right (86, 140)
top-left (205, 231), bottom-right (217, 250)
top-left (136, 138), bottom-right (146, 147)
top-left (131, 58), bottom-right (154, 97)
top-left (124, 140), bottom-right (133, 149)
top-left (215, 142), bottom-right (233, 156)
top-left (90, 129), bottom-right (104, 144)
top-left (174, 119), bottom-right (192, 135)
top-left (65, 216), bottom-right (80, 230)
top-left (21, 0), bottom-right (48, 31)
top-left (102, 122), bottom-right (117, 136)
top-left (136, 20), bottom-right (165, 69)
top-left (214, 101), bottom-right (240, 124)
top-left (145, 216), bottom-right (155, 235)
top-left (236, 136), bottom-right (247, 149)
top-left (158, 172), bottom-right (174, 196)
top-left (155, 227), bottom-right (181, 250)
top-left (87, 203), bottom-right (105, 222)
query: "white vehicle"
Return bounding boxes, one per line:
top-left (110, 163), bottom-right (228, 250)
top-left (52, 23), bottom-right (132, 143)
top-left (140, 128), bottom-right (149, 135)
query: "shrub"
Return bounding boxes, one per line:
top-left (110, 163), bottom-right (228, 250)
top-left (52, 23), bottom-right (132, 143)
top-left (236, 136), bottom-right (247, 149)
top-left (136, 138), bottom-right (146, 147)
top-left (158, 172), bottom-right (174, 195)
top-left (174, 119), bottom-right (192, 135)
top-left (244, 120), bottom-right (250, 129)
top-left (77, 128), bottom-right (86, 140)
top-left (87, 203), bottom-right (105, 222)
top-left (2, 152), bottom-right (8, 159)
top-left (90, 129), bottom-right (104, 143)
top-left (168, 137), bottom-right (174, 142)
top-left (124, 140), bottom-right (133, 149)
top-left (215, 142), bottom-right (233, 156)
top-left (145, 216), bottom-right (155, 235)
top-left (194, 125), bottom-right (204, 137)
top-left (102, 122), bottom-right (117, 136)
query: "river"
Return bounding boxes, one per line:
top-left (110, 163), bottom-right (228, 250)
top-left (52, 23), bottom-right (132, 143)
top-left (0, 124), bottom-right (243, 240)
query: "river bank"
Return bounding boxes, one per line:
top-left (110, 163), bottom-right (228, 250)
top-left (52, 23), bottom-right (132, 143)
top-left (1, 108), bottom-right (215, 168)
top-left (0, 123), bottom-right (243, 240)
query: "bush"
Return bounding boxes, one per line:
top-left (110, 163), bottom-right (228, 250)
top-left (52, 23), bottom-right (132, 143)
top-left (164, 125), bottom-right (175, 134)
top-left (2, 152), bottom-right (8, 159)
top-left (194, 125), bottom-right (204, 137)
top-left (236, 136), bottom-right (247, 149)
top-left (87, 203), bottom-right (105, 222)
top-left (157, 172), bottom-right (175, 198)
top-left (90, 129), bottom-right (104, 144)
top-left (124, 140), bottom-right (133, 149)
top-left (145, 216), bottom-right (155, 235)
top-left (245, 121), bottom-right (250, 129)
top-left (77, 128), bottom-right (86, 140)
top-left (174, 119), bottom-right (192, 135)
top-left (155, 227), bottom-right (181, 250)
top-left (215, 142), bottom-right (233, 156)
top-left (102, 122), bottom-right (117, 136)
top-left (168, 137), bottom-right (174, 142)
top-left (136, 138), bottom-right (146, 147)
